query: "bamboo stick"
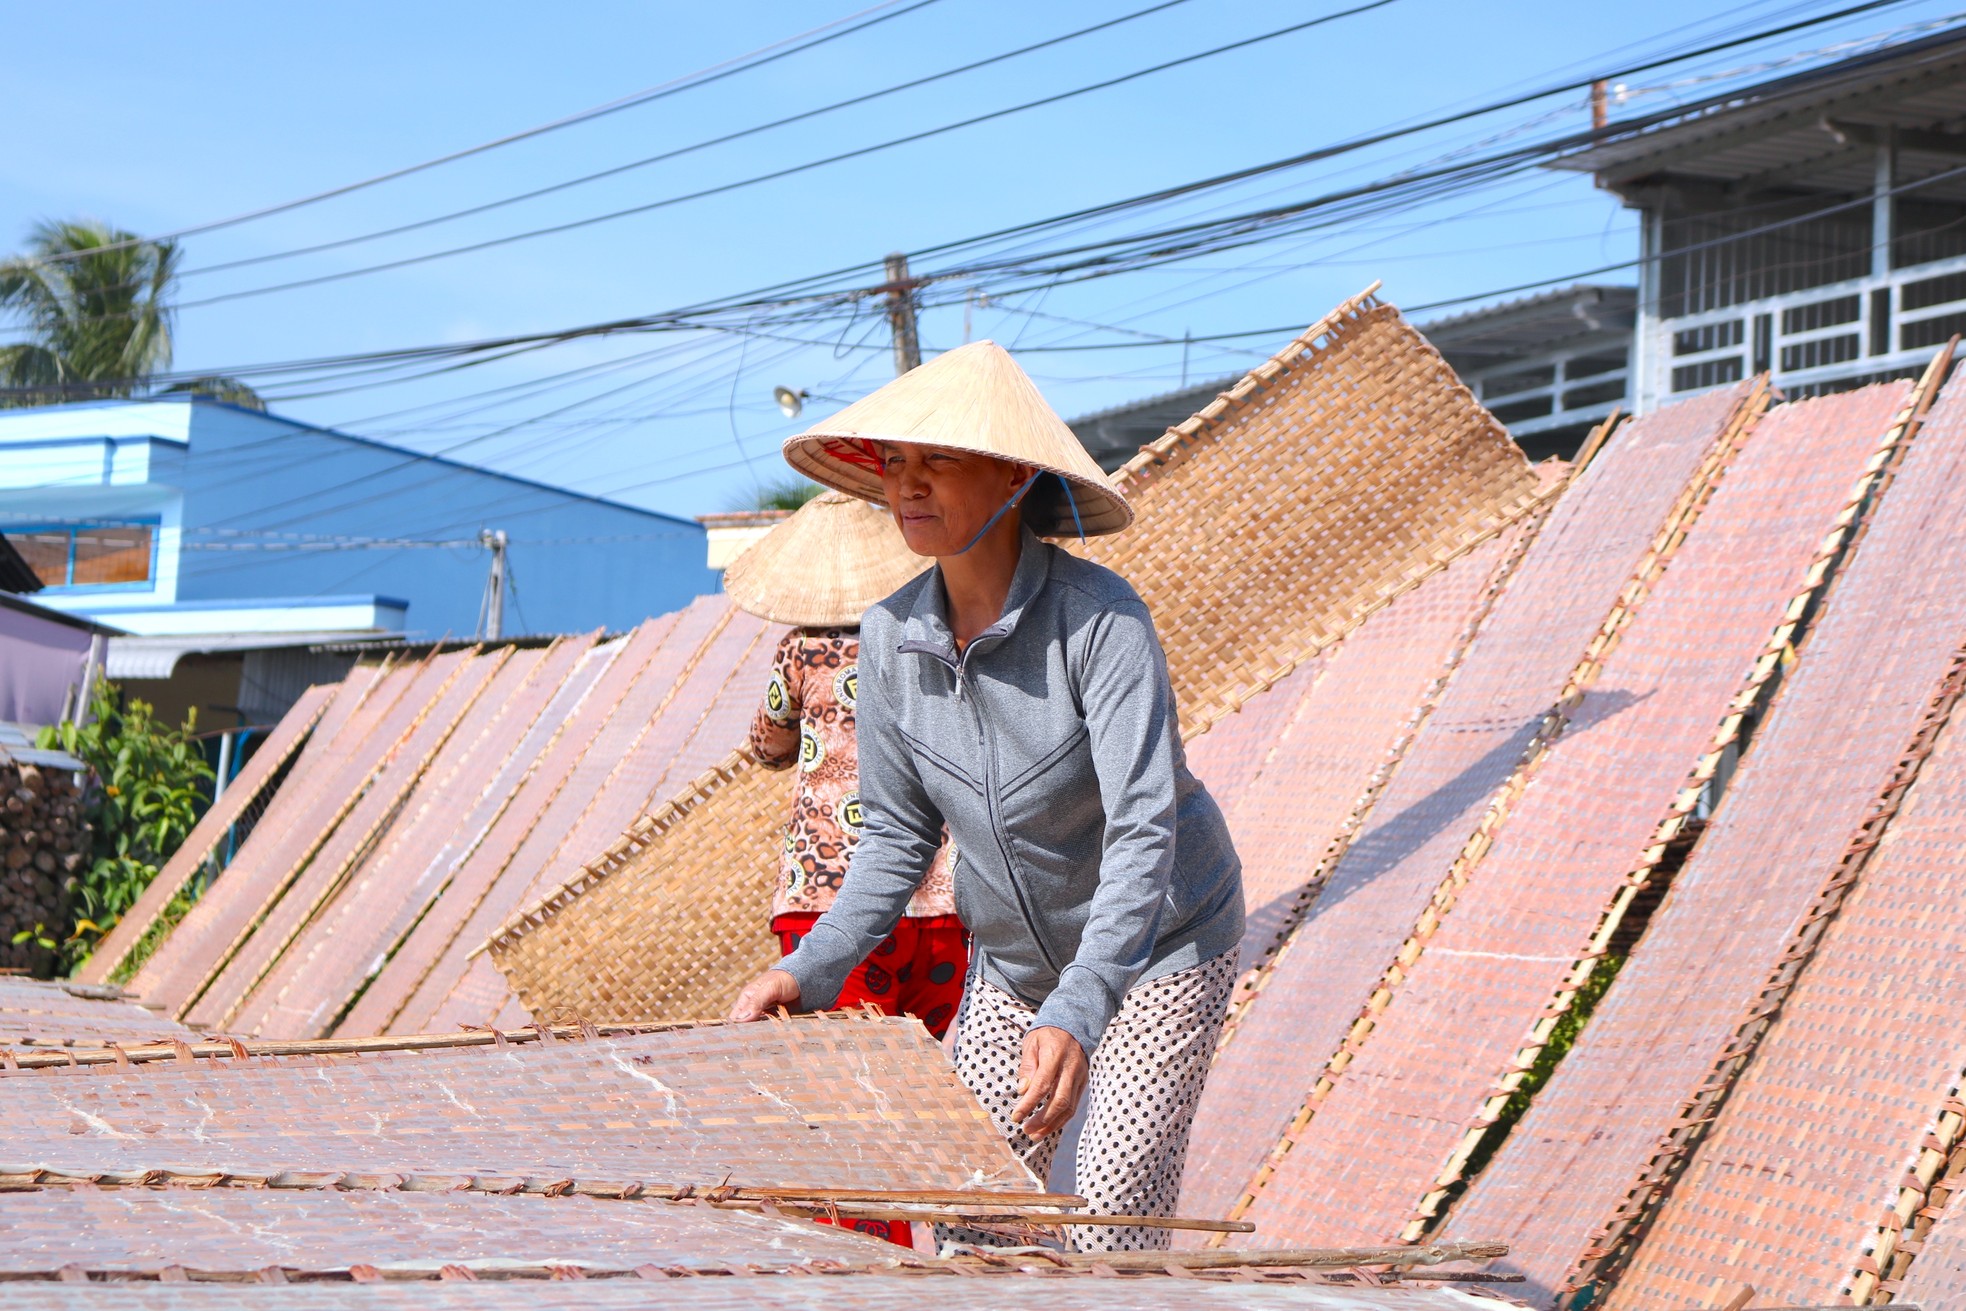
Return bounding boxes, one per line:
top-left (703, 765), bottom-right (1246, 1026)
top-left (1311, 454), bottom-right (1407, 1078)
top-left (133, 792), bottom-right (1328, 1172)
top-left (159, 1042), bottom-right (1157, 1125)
top-left (732, 1201), bottom-right (1252, 1232)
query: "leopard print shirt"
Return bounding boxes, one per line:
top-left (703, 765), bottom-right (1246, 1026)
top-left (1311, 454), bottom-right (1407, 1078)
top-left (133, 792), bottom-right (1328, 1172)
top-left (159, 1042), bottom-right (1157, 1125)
top-left (750, 627), bottom-right (957, 920)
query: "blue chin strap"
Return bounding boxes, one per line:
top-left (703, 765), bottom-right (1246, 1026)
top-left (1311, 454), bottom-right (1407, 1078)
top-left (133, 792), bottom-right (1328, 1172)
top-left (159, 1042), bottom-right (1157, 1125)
top-left (952, 472), bottom-right (1087, 555)
top-left (954, 470), bottom-right (1042, 555)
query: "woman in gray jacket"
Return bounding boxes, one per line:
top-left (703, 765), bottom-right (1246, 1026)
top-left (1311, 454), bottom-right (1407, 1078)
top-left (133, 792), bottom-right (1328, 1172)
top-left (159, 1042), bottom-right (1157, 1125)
top-left (730, 340), bottom-right (1244, 1251)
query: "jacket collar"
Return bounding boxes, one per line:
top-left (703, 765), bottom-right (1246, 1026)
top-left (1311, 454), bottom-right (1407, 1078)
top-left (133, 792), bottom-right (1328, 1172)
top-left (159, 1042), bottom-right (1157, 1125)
top-left (902, 527), bottom-right (1053, 660)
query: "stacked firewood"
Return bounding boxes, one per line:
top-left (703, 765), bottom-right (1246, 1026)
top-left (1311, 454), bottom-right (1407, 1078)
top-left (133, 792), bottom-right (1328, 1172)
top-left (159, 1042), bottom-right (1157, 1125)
top-left (0, 760), bottom-right (90, 976)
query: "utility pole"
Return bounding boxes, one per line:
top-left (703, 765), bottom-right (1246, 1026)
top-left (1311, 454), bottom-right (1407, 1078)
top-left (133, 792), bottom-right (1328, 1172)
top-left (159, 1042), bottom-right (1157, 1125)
top-left (884, 252), bottom-right (922, 376)
top-left (479, 528), bottom-right (508, 640)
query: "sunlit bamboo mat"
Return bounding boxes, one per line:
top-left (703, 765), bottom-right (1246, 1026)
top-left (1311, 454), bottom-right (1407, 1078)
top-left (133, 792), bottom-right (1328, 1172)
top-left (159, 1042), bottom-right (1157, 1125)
top-left (1241, 382), bottom-right (1922, 1251)
top-left (1082, 288), bottom-right (1540, 738)
top-left (0, 977), bottom-right (193, 1048)
top-left (0, 1278), bottom-right (1519, 1309)
top-left (128, 660), bottom-right (426, 1019)
top-left (0, 1013), bottom-right (1034, 1196)
top-left (0, 1186), bottom-right (883, 1276)
top-left (1179, 383), bottom-right (1763, 1227)
top-left (232, 637), bottom-right (599, 1040)
top-left (1603, 373), bottom-right (1966, 1310)
top-left (486, 749), bottom-right (790, 1024)
top-left (1444, 368), bottom-right (1966, 1304)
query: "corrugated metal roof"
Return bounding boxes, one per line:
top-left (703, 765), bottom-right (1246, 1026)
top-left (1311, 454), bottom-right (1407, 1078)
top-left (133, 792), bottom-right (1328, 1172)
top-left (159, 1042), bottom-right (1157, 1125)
top-left (1555, 27), bottom-right (1966, 195)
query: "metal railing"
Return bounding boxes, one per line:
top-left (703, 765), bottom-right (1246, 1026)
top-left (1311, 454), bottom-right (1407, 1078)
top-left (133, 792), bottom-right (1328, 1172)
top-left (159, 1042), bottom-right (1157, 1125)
top-left (1644, 252), bottom-right (1966, 405)
top-left (1464, 345), bottom-right (1630, 439)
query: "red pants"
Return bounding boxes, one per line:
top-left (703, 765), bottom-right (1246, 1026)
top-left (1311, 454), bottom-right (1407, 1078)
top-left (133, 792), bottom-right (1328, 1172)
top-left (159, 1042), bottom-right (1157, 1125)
top-left (772, 912), bottom-right (968, 1039)
top-left (772, 912), bottom-right (968, 1253)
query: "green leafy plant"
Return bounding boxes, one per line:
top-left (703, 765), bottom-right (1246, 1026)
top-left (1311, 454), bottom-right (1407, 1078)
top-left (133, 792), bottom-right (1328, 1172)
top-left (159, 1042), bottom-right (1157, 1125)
top-left (36, 679), bottom-right (213, 971)
top-left (752, 478), bottom-right (822, 512)
top-left (0, 219), bottom-right (262, 409)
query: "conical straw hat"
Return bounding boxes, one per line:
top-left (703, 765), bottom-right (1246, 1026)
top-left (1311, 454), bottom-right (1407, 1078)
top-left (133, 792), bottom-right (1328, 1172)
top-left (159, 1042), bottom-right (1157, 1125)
top-left (781, 340), bottom-right (1133, 536)
top-left (723, 490), bottom-right (931, 628)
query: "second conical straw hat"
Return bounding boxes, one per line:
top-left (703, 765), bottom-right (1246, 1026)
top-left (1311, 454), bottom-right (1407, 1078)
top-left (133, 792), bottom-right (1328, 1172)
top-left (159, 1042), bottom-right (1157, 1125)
top-left (723, 490), bottom-right (931, 628)
top-left (781, 340), bottom-right (1133, 536)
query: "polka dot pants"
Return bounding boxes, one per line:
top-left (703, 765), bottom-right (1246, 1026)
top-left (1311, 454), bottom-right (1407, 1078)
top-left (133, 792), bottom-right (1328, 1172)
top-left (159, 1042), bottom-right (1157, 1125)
top-left (941, 948), bottom-right (1239, 1252)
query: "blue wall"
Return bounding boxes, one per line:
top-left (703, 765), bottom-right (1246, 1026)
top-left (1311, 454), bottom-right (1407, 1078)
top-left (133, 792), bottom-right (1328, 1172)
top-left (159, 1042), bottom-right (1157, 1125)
top-left (2, 398), bottom-right (717, 638)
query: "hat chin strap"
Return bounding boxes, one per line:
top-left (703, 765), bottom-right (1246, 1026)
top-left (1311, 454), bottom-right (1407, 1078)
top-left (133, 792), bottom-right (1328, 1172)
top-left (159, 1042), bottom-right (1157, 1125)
top-left (954, 470), bottom-right (1042, 555)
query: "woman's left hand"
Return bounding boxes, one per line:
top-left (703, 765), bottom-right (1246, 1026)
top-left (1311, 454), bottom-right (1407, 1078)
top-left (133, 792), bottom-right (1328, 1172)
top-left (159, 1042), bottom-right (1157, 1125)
top-left (1012, 1026), bottom-right (1088, 1139)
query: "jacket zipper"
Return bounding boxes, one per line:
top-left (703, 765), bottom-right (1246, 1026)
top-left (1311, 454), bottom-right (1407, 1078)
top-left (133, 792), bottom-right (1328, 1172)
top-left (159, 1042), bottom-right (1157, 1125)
top-left (905, 633), bottom-right (1063, 977)
top-left (956, 635), bottom-right (1064, 976)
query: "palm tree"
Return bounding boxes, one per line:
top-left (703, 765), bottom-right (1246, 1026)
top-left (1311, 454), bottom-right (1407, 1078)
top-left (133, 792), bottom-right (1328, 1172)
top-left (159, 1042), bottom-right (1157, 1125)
top-left (0, 220), bottom-right (265, 409)
top-left (0, 220), bottom-right (180, 406)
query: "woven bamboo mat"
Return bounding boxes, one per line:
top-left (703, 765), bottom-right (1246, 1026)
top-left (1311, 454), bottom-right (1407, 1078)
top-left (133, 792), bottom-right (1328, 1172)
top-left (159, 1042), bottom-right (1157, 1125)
top-left (1901, 1148), bottom-right (1966, 1306)
top-left (424, 605), bottom-right (780, 1035)
top-left (0, 1282), bottom-right (1515, 1309)
top-left (1081, 291), bottom-right (1541, 739)
top-left (1182, 653), bottom-right (1329, 822)
top-left (232, 639), bottom-right (599, 1040)
top-left (487, 750), bottom-right (791, 1024)
top-left (1602, 393), bottom-right (1966, 1310)
top-left (1215, 511), bottom-right (1542, 984)
top-left (1179, 384), bottom-right (1763, 1228)
top-left (0, 1186), bottom-right (884, 1275)
top-left (0, 1014), bottom-right (1035, 1194)
top-left (79, 685), bottom-right (336, 988)
top-left (374, 607), bottom-right (710, 1035)
top-left (330, 635), bottom-right (633, 1040)
top-left (413, 601), bottom-right (761, 1034)
top-left (1604, 703), bottom-right (1966, 1309)
top-left (1441, 367), bottom-right (1966, 1307)
top-left (0, 978), bottom-right (193, 1047)
top-left (184, 650), bottom-right (500, 1032)
top-left (128, 661), bottom-right (413, 1018)
top-left (1242, 383), bottom-right (1921, 1252)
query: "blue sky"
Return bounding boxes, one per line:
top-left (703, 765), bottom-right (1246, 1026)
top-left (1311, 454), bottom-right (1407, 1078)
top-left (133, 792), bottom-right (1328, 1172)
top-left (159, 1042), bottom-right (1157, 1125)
top-left (5, 0), bottom-right (1962, 524)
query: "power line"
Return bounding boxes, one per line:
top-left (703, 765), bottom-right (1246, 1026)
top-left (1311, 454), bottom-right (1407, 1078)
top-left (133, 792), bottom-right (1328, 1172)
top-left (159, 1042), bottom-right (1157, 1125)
top-left (7, 1), bottom-right (1936, 415)
top-left (179, 0), bottom-right (1207, 280)
top-left (13, 0), bottom-right (944, 268)
top-left (170, 0), bottom-right (1399, 310)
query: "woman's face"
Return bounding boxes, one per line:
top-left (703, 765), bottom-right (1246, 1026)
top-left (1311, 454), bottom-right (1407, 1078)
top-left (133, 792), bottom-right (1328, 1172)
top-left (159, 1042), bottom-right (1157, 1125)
top-left (877, 443), bottom-right (1033, 557)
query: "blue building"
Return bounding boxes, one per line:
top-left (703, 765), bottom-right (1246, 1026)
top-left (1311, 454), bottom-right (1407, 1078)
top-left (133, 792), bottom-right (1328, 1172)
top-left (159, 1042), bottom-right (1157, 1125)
top-left (0, 397), bottom-right (715, 725)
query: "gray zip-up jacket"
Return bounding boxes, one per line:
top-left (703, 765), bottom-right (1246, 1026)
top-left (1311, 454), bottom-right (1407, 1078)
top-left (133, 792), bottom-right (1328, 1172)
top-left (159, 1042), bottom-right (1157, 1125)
top-left (778, 528), bottom-right (1244, 1057)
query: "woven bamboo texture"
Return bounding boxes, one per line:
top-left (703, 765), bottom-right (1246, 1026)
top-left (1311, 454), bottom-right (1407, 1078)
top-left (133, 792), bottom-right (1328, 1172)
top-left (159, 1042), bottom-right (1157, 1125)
top-left (1217, 510), bottom-right (1544, 981)
top-left (0, 1281), bottom-right (1517, 1309)
top-left (483, 754), bottom-right (790, 1029)
top-left (1181, 654), bottom-right (1330, 822)
top-left (185, 650), bottom-right (501, 1032)
top-left (487, 749), bottom-right (792, 1024)
top-left (0, 1186), bottom-right (885, 1275)
top-left (231, 638), bottom-right (599, 1040)
top-left (1441, 366), bottom-right (1966, 1308)
top-left (0, 1013), bottom-right (1036, 1194)
top-left (1900, 1145), bottom-right (1966, 1306)
top-left (1082, 291), bottom-right (1540, 738)
top-left (413, 600), bottom-right (759, 1033)
top-left (78, 685), bottom-right (336, 987)
top-left (372, 604), bottom-right (724, 1035)
top-left (1179, 385), bottom-right (1762, 1227)
top-left (0, 978), bottom-right (193, 1047)
top-left (1603, 686), bottom-right (1966, 1309)
top-left (424, 603), bottom-right (780, 1034)
top-left (1601, 389), bottom-right (1966, 1310)
top-left (128, 661), bottom-right (407, 1017)
top-left (332, 630), bottom-right (643, 1038)
top-left (1241, 383), bottom-right (1921, 1253)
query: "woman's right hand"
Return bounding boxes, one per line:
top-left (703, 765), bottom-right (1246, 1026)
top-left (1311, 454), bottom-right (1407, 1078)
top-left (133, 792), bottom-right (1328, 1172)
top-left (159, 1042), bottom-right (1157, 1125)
top-left (727, 968), bottom-right (802, 1023)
